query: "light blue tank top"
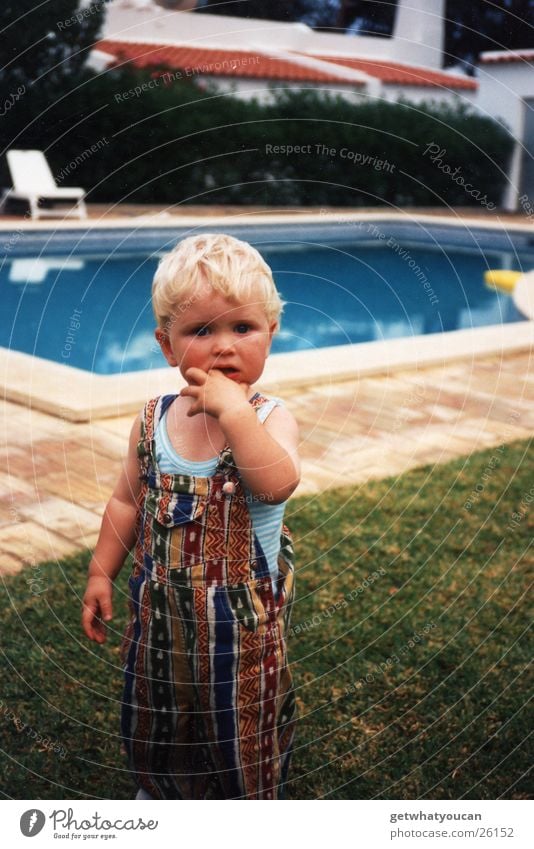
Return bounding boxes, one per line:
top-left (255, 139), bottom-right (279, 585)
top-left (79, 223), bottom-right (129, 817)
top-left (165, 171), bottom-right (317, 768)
top-left (154, 398), bottom-right (286, 592)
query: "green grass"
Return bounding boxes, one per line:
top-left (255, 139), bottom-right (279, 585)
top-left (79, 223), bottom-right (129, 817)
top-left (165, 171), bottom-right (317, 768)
top-left (1, 438), bottom-right (532, 800)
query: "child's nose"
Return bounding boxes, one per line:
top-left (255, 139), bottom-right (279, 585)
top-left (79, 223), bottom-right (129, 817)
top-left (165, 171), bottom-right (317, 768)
top-left (211, 332), bottom-right (236, 354)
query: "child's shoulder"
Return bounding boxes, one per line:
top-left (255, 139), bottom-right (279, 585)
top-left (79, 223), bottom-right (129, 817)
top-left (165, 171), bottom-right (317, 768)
top-left (253, 394), bottom-right (299, 437)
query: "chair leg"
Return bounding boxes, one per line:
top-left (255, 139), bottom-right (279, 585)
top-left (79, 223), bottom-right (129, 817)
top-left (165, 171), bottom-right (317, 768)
top-left (0, 189), bottom-right (10, 214)
top-left (76, 197), bottom-right (88, 219)
top-left (29, 196), bottom-right (40, 220)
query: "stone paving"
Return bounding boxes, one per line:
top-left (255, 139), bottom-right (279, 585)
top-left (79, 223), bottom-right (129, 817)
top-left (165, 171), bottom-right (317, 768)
top-left (1, 348), bottom-right (532, 576)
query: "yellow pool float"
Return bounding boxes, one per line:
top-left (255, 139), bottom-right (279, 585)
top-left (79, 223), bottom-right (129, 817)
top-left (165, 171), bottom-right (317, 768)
top-left (484, 269), bottom-right (522, 293)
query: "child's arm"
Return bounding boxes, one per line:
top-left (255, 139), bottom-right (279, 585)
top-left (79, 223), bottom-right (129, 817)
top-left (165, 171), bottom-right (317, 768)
top-left (219, 403), bottom-right (300, 503)
top-left (182, 368), bottom-right (300, 504)
top-left (81, 415), bottom-right (142, 644)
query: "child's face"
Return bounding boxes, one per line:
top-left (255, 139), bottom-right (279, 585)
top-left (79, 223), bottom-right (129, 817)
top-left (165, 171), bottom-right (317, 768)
top-left (155, 285), bottom-right (277, 386)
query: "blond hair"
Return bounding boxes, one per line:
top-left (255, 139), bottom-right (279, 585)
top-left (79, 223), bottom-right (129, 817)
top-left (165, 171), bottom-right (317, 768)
top-left (152, 233), bottom-right (283, 328)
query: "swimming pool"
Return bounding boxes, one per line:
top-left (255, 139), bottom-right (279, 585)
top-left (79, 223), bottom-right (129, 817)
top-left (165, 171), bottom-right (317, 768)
top-left (1, 220), bottom-right (531, 375)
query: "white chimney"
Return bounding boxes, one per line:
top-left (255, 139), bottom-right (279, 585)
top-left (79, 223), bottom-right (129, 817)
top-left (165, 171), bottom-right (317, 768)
top-left (392, 0), bottom-right (445, 69)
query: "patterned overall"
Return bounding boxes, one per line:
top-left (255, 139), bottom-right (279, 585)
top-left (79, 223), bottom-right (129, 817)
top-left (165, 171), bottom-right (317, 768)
top-left (120, 393), bottom-right (296, 799)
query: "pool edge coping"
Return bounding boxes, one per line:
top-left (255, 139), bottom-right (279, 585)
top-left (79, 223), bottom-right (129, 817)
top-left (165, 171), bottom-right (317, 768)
top-left (2, 211), bottom-right (533, 422)
top-left (2, 321), bottom-right (532, 422)
top-left (2, 209), bottom-right (534, 234)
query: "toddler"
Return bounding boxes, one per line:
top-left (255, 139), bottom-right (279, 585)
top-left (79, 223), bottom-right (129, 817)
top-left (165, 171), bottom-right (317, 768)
top-left (82, 234), bottom-right (300, 800)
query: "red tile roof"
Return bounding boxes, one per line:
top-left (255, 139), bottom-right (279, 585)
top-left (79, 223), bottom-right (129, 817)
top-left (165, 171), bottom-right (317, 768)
top-left (303, 53), bottom-right (478, 90)
top-left (96, 40), bottom-right (360, 84)
top-left (480, 49), bottom-right (534, 64)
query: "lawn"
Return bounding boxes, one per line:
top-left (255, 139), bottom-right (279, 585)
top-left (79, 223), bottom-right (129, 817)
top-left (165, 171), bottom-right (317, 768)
top-left (0, 437), bottom-right (531, 800)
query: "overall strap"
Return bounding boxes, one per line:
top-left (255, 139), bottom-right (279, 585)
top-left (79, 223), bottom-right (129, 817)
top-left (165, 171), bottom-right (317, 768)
top-left (137, 395), bottom-right (178, 480)
top-left (143, 394), bottom-right (177, 441)
top-left (255, 397), bottom-right (281, 424)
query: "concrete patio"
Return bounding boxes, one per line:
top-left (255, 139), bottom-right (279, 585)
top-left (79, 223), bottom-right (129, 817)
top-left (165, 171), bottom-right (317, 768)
top-left (1, 347), bottom-right (532, 577)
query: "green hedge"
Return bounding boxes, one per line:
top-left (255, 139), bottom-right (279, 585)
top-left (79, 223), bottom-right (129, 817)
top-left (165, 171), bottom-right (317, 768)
top-left (0, 67), bottom-right (513, 208)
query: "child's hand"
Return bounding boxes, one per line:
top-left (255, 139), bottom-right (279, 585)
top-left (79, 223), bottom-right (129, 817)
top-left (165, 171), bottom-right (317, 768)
top-left (82, 576), bottom-right (113, 644)
top-left (181, 367), bottom-right (250, 419)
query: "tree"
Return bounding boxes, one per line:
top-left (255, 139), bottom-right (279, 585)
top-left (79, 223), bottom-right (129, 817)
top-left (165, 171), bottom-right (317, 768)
top-left (0, 1), bottom-right (107, 183)
top-left (340, 1), bottom-right (534, 67)
top-left (0, 1), bottom-right (106, 95)
top-left (327, 1), bottom-right (534, 66)
top-left (199, 0), bottom-right (341, 27)
top-left (196, 0), bottom-right (534, 66)
top-left (334, 0), bottom-right (394, 34)
top-left (196, 0), bottom-right (315, 22)
top-left (445, 0), bottom-right (534, 68)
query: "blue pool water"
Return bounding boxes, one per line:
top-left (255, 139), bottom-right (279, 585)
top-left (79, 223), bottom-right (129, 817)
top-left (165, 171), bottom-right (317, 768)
top-left (1, 224), bottom-right (529, 375)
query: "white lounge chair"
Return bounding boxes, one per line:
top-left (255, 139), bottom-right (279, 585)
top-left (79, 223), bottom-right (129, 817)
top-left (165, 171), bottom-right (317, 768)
top-left (0, 149), bottom-right (87, 219)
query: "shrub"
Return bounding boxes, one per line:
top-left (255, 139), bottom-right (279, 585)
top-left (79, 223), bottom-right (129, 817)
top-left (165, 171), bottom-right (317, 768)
top-left (0, 66), bottom-right (512, 208)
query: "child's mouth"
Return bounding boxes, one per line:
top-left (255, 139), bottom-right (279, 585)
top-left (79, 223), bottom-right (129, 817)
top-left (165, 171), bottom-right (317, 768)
top-left (218, 368), bottom-right (240, 379)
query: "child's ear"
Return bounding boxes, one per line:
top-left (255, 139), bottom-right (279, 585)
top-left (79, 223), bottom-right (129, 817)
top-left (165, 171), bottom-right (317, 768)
top-left (267, 321), bottom-right (278, 347)
top-left (155, 327), bottom-right (178, 367)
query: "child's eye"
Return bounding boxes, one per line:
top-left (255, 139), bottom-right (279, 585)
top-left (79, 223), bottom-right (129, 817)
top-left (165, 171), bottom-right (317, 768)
top-left (234, 323), bottom-right (250, 334)
top-left (193, 325), bottom-right (210, 336)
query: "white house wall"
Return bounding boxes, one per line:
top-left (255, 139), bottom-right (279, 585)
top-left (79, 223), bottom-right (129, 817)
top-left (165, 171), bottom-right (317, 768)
top-left (199, 78), bottom-right (472, 110)
top-left (380, 85), bottom-right (477, 108)
top-left (104, 2), bottom-right (444, 69)
top-left (197, 78), bottom-right (361, 105)
top-left (477, 61), bottom-right (534, 210)
top-left (390, 0), bottom-right (445, 70)
top-left (477, 63), bottom-right (534, 135)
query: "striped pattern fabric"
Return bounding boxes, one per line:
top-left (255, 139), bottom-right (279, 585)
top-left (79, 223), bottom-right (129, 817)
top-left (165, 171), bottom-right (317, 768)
top-left (154, 397), bottom-right (286, 593)
top-left (120, 393), bottom-right (296, 799)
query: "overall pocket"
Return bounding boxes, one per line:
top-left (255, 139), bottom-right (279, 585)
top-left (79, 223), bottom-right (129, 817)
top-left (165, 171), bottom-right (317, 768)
top-left (144, 486), bottom-right (208, 568)
top-left (145, 486), bottom-right (207, 528)
top-left (223, 576), bottom-right (276, 634)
